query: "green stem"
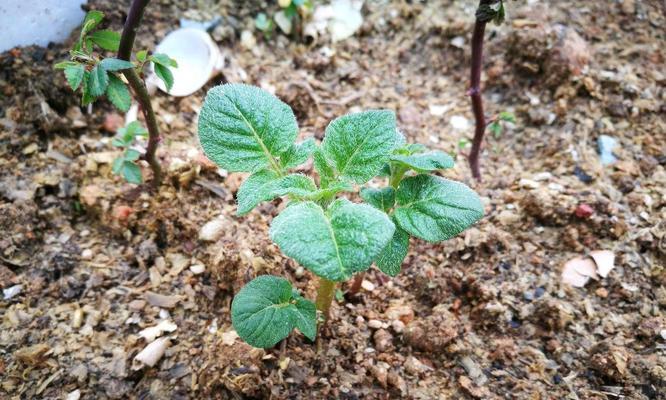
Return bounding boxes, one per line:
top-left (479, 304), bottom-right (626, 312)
top-left (315, 277), bottom-right (336, 329)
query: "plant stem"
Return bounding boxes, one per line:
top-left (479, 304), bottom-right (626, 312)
top-left (468, 1), bottom-right (491, 182)
top-left (347, 273), bottom-right (364, 297)
top-left (315, 277), bottom-right (336, 330)
top-left (118, 0), bottom-right (162, 188)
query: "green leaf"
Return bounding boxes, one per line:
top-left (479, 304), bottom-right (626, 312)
top-left (87, 65), bottom-right (108, 97)
top-left (231, 275), bottom-right (316, 348)
top-left (360, 187), bottom-right (395, 212)
top-left (198, 84), bottom-right (299, 173)
top-left (64, 64), bottom-right (85, 91)
top-left (89, 30), bottom-right (121, 51)
top-left (116, 121), bottom-right (148, 145)
top-left (313, 147), bottom-right (336, 188)
top-left (136, 50), bottom-right (148, 63)
top-left (393, 175), bottom-right (484, 242)
top-left (390, 150), bottom-right (454, 173)
top-left (150, 53), bottom-right (178, 68)
top-left (81, 71), bottom-right (95, 106)
top-left (121, 161), bottom-right (142, 184)
top-left (54, 61), bottom-right (79, 70)
top-left (237, 169), bottom-right (281, 216)
top-left (488, 121), bottom-right (502, 138)
top-left (321, 110), bottom-right (398, 184)
top-left (375, 224), bottom-right (409, 277)
top-left (498, 111), bottom-right (516, 123)
top-left (304, 181), bottom-right (353, 201)
top-left (154, 63), bottom-right (174, 92)
top-left (270, 198), bottom-right (395, 282)
top-left (237, 171), bottom-right (318, 216)
top-left (280, 138), bottom-right (315, 169)
top-left (255, 13), bottom-right (272, 31)
top-left (82, 11), bottom-right (104, 35)
top-left (106, 74), bottom-right (131, 112)
top-left (99, 58), bottom-right (134, 71)
top-left (269, 174), bottom-right (317, 198)
top-left (112, 157), bottom-right (123, 174)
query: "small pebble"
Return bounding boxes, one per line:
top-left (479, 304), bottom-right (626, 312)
top-left (368, 319), bottom-right (383, 329)
top-left (81, 249), bottom-right (93, 260)
top-left (189, 264), bottom-right (205, 275)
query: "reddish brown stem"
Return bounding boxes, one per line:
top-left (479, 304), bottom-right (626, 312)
top-left (347, 272), bottom-right (365, 298)
top-left (117, 0), bottom-right (162, 188)
top-left (468, 15), bottom-right (487, 181)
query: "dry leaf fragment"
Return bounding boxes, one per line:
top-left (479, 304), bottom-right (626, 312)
top-left (145, 292), bottom-right (181, 308)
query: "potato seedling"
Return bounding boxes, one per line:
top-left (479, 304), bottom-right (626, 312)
top-left (198, 84), bottom-right (484, 348)
top-left (55, 3), bottom-right (177, 187)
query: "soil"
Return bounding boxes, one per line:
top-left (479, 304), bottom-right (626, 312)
top-left (1, 1), bottom-right (664, 399)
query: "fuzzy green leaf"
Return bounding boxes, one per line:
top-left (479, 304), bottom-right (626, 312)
top-left (270, 198), bottom-right (395, 282)
top-left (360, 187), bottom-right (395, 212)
top-left (390, 150), bottom-right (454, 172)
top-left (280, 138), bottom-right (315, 169)
top-left (106, 74), bottom-right (131, 112)
top-left (375, 224), bottom-right (409, 277)
top-left (313, 147), bottom-right (336, 188)
top-left (269, 174), bottom-right (317, 198)
top-left (321, 110), bottom-right (398, 184)
top-left (236, 169), bottom-right (281, 216)
top-left (393, 175), bottom-right (484, 242)
top-left (99, 58), bottom-right (134, 71)
top-left (231, 275), bottom-right (316, 348)
top-left (198, 84), bottom-right (298, 173)
top-left (237, 171), bottom-right (318, 216)
top-left (88, 65), bottom-right (108, 97)
top-left (64, 64), bottom-right (85, 91)
top-left (89, 30), bottom-right (121, 51)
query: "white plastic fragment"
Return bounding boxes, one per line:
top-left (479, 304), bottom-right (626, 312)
top-left (139, 320), bottom-right (178, 343)
top-left (312, 0), bottom-right (364, 42)
top-left (147, 28), bottom-right (224, 97)
top-left (450, 115), bottom-right (470, 130)
top-left (66, 389), bottom-right (81, 400)
top-left (134, 337), bottom-right (170, 367)
top-left (3, 284), bottom-right (22, 300)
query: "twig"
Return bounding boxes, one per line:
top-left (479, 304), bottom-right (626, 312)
top-left (468, 0), bottom-right (500, 181)
top-left (118, 0), bottom-right (163, 188)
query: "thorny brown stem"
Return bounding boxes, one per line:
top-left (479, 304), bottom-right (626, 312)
top-left (118, 0), bottom-right (162, 188)
top-left (468, 0), bottom-right (498, 181)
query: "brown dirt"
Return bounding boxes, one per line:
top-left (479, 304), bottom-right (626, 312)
top-left (1, 1), bottom-right (664, 399)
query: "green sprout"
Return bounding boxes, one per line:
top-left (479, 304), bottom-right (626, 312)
top-left (197, 84), bottom-right (484, 348)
